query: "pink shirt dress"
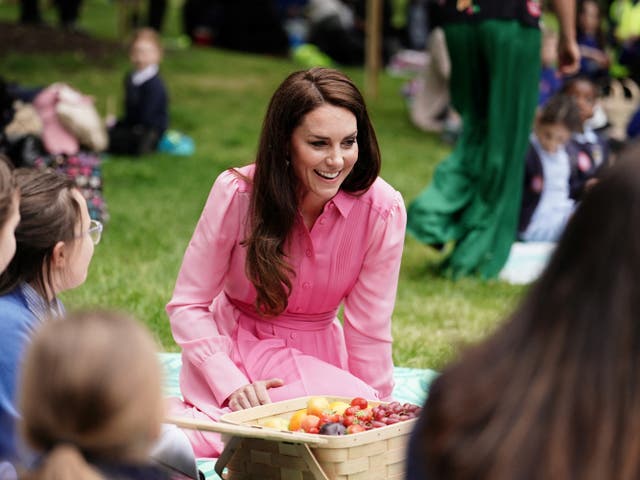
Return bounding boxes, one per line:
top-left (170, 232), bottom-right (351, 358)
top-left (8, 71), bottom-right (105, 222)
top-left (166, 164), bottom-right (406, 457)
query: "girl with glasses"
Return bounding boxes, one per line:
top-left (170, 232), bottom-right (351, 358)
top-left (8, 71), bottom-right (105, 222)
top-left (0, 169), bottom-right (201, 479)
top-left (0, 167), bottom-right (97, 465)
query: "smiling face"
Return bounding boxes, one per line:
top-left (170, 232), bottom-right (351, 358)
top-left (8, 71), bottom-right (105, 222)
top-left (290, 104), bottom-right (358, 216)
top-left (566, 79), bottom-right (596, 123)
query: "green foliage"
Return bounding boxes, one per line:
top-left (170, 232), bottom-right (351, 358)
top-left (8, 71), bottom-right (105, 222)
top-left (0, 0), bottom-right (526, 369)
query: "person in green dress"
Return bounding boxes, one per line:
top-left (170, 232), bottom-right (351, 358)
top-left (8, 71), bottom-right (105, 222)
top-left (406, 0), bottom-right (580, 278)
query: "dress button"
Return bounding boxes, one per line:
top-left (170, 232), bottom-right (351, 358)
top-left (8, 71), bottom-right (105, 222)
top-left (319, 218), bottom-right (326, 225)
top-left (302, 282), bottom-right (311, 289)
top-left (305, 248), bottom-right (312, 257)
top-left (295, 307), bottom-right (302, 312)
top-left (290, 332), bottom-right (297, 339)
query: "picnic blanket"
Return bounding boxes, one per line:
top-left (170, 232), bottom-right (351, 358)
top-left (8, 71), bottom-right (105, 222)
top-left (159, 353), bottom-right (438, 479)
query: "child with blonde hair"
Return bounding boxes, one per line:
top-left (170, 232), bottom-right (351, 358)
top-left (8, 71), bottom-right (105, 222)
top-left (108, 27), bottom-right (169, 155)
top-left (18, 310), bottom-right (169, 480)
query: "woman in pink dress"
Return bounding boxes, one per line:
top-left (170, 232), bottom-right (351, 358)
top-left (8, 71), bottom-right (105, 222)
top-left (166, 67), bottom-right (407, 457)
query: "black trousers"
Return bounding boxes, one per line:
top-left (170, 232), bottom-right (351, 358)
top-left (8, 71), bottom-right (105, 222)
top-left (20, 0), bottom-right (82, 25)
top-left (108, 124), bottom-right (161, 156)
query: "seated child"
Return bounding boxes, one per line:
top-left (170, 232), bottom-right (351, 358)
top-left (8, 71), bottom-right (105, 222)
top-left (539, 28), bottom-right (563, 106)
top-left (0, 168), bottom-right (98, 464)
top-left (519, 94), bottom-right (583, 242)
top-left (0, 168), bottom-right (200, 478)
top-left (577, 0), bottom-right (610, 87)
top-left (18, 310), bottom-right (173, 479)
top-left (108, 28), bottom-right (168, 156)
top-left (561, 75), bottom-right (610, 199)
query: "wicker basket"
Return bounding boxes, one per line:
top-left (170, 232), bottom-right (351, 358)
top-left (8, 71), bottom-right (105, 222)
top-left (216, 396), bottom-right (416, 480)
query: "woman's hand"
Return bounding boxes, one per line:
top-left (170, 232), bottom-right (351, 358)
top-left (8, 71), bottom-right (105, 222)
top-left (227, 378), bottom-right (285, 411)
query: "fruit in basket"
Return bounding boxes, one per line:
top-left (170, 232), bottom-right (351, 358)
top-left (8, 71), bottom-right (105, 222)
top-left (319, 422), bottom-right (347, 436)
top-left (342, 414), bottom-right (357, 427)
top-left (328, 400), bottom-right (350, 415)
top-left (350, 397), bottom-right (369, 409)
top-left (301, 414), bottom-right (321, 433)
top-left (346, 424), bottom-right (366, 434)
top-left (319, 412), bottom-right (341, 427)
top-left (355, 408), bottom-right (373, 423)
top-left (290, 397), bottom-right (422, 435)
top-left (306, 396), bottom-right (330, 417)
top-left (344, 406), bottom-right (360, 417)
top-left (288, 409), bottom-right (308, 431)
top-left (259, 417), bottom-right (290, 430)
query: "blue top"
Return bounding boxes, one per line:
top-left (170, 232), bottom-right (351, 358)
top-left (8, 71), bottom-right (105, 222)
top-left (577, 33), bottom-right (609, 80)
top-left (0, 284), bottom-right (62, 463)
top-left (539, 66), bottom-right (562, 106)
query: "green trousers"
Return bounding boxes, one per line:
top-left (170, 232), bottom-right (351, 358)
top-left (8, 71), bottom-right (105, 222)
top-left (407, 20), bottom-right (541, 278)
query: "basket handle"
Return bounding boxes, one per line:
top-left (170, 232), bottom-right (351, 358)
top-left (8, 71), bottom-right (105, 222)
top-left (298, 444), bottom-right (330, 480)
top-left (211, 437), bottom-right (331, 480)
top-left (165, 416), bottom-right (329, 445)
top-left (214, 435), bottom-right (241, 479)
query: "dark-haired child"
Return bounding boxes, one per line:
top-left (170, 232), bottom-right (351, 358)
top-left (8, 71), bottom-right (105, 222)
top-left (519, 94), bottom-right (583, 242)
top-left (562, 76), bottom-right (610, 199)
top-left (577, 0), bottom-right (610, 85)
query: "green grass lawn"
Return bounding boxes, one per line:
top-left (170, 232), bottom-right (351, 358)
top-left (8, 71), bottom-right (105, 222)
top-left (0, 0), bottom-right (526, 370)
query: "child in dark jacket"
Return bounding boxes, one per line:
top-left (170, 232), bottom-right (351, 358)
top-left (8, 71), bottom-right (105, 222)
top-left (562, 75), bottom-right (610, 200)
top-left (519, 94), bottom-right (583, 242)
top-left (108, 28), bottom-right (168, 156)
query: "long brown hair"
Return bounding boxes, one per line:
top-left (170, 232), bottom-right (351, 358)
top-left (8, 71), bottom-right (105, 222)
top-left (245, 67), bottom-right (381, 316)
top-left (0, 168), bottom-right (80, 298)
top-left (19, 310), bottom-right (163, 480)
top-left (419, 144), bottom-right (640, 480)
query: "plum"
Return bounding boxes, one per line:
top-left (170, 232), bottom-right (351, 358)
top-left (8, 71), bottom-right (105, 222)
top-left (319, 422), bottom-right (347, 436)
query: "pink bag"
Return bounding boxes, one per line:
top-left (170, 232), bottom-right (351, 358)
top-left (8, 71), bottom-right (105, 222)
top-left (32, 83), bottom-right (79, 155)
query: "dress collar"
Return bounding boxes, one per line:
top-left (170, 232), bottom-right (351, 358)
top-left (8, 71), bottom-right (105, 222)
top-left (131, 64), bottom-right (159, 86)
top-left (328, 189), bottom-right (356, 218)
top-left (20, 282), bottom-right (64, 321)
top-left (573, 126), bottom-right (599, 145)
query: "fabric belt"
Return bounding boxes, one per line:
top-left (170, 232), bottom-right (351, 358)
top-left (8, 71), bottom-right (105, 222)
top-left (225, 294), bottom-right (337, 332)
